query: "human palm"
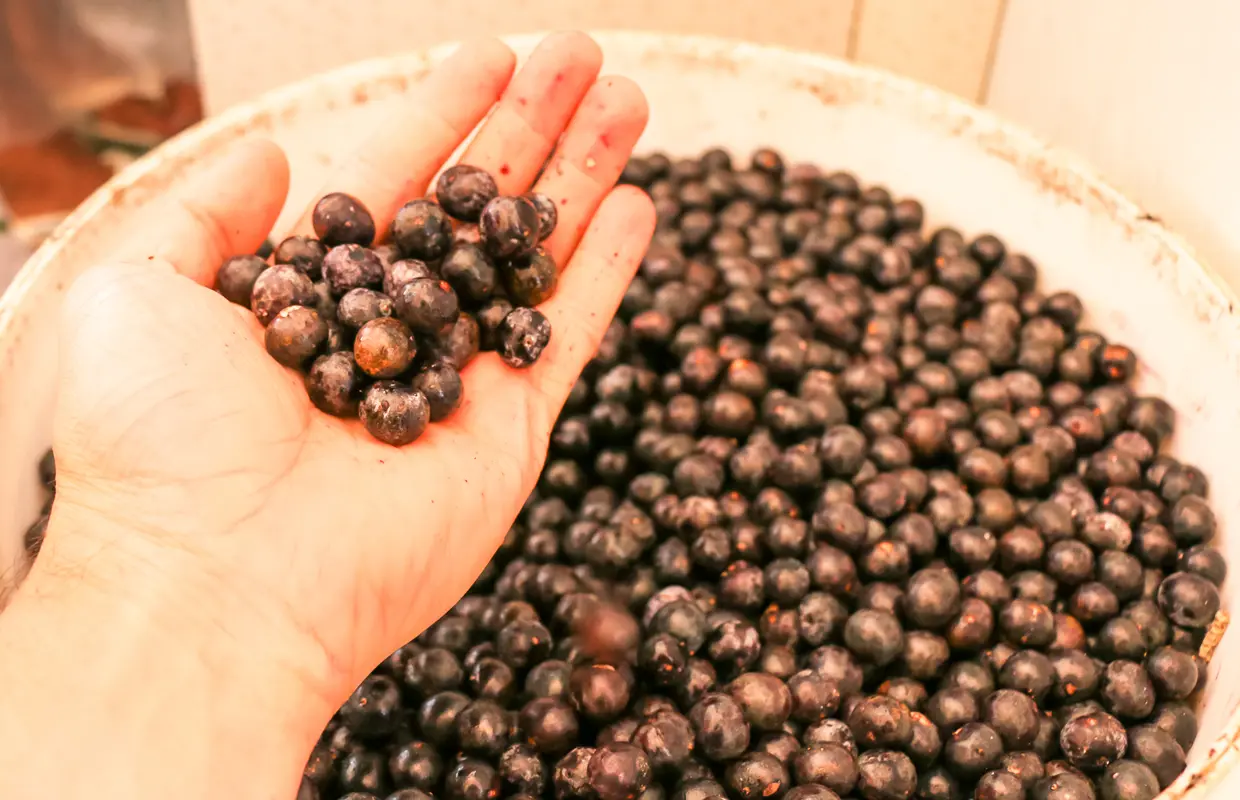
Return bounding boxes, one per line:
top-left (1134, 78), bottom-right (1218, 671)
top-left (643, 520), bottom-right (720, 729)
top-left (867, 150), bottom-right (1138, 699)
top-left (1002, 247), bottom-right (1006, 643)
top-left (37, 33), bottom-right (655, 701)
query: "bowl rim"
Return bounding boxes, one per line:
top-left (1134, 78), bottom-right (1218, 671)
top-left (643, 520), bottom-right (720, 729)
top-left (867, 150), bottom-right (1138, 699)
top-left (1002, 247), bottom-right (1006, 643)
top-left (3, 30), bottom-right (1237, 793)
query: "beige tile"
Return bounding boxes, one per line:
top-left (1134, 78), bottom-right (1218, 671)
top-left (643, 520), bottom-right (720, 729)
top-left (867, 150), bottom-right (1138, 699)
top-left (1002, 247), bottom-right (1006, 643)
top-left (986, 0), bottom-right (1240, 296)
top-left (850, 0), bottom-right (1006, 100)
top-left (190, 0), bottom-right (856, 113)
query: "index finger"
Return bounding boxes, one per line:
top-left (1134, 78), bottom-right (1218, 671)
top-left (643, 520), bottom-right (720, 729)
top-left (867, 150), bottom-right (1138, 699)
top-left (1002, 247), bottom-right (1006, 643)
top-left (113, 137), bottom-right (290, 286)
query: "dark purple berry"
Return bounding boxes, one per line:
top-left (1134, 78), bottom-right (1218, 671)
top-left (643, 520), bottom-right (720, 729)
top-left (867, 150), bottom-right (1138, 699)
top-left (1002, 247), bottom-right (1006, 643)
top-left (392, 198), bottom-right (453, 261)
top-left (438, 165), bottom-right (499, 222)
top-left (313, 192), bottom-right (376, 247)
top-left (481, 196), bottom-right (541, 260)
top-left (359, 382), bottom-right (430, 446)
top-left (413, 361), bottom-right (463, 421)
top-left (354, 317), bottom-right (416, 378)
top-left (251, 264), bottom-right (317, 325)
top-left (266, 305), bottom-right (328, 367)
top-left (217, 254), bottom-right (268, 306)
top-left (499, 308), bottom-right (552, 368)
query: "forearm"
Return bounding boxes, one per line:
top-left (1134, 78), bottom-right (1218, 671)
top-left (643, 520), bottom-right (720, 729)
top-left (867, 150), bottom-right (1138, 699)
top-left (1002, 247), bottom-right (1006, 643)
top-left (0, 521), bottom-right (333, 800)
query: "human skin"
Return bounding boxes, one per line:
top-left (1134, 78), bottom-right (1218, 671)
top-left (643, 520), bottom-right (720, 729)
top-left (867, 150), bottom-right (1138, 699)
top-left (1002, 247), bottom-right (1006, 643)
top-left (0, 32), bottom-right (655, 800)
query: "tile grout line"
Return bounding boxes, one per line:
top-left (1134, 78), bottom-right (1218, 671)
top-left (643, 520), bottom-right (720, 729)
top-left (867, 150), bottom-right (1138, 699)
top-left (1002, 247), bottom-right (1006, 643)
top-left (845, 0), bottom-right (866, 60)
top-left (976, 0), bottom-right (1011, 104)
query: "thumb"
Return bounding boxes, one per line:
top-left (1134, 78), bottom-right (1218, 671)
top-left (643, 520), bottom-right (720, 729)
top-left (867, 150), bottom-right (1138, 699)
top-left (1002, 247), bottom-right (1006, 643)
top-left (54, 261), bottom-right (305, 484)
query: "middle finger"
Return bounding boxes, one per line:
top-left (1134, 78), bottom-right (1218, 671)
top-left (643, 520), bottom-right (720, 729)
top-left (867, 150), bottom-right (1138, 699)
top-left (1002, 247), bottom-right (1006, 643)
top-left (288, 38), bottom-right (516, 238)
top-left (453, 31), bottom-right (603, 195)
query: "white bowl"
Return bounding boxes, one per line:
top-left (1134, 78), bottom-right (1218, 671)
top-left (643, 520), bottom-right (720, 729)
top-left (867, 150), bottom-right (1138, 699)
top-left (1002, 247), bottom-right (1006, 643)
top-left (1, 31), bottom-right (1236, 796)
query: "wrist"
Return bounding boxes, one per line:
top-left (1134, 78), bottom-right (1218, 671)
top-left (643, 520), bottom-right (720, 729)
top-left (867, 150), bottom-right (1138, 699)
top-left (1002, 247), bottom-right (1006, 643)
top-left (0, 510), bottom-right (340, 800)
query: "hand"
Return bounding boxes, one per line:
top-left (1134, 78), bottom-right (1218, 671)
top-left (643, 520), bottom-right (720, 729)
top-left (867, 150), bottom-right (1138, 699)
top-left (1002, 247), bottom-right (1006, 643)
top-left (0, 32), bottom-right (654, 800)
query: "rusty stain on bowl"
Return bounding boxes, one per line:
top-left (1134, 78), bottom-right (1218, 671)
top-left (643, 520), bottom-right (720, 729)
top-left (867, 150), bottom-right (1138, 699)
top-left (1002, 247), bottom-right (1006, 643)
top-left (1202, 611), bottom-right (1230, 663)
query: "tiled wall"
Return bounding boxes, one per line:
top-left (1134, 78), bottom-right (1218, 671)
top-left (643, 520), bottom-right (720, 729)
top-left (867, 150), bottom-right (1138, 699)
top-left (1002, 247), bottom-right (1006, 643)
top-left (985, 0), bottom-right (1240, 293)
top-left (187, 1), bottom-right (1006, 110)
top-left (188, 0), bottom-right (1240, 281)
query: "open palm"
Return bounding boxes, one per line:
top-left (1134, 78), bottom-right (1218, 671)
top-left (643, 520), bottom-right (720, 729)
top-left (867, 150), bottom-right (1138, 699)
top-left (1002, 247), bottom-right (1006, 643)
top-left (39, 33), bottom-right (655, 706)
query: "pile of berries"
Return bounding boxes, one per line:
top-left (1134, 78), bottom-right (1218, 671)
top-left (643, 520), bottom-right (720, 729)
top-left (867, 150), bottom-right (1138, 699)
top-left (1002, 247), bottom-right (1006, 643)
top-left (24, 147), bottom-right (1229, 800)
top-left (217, 165), bottom-right (559, 445)
top-left (281, 147), bottom-right (1227, 800)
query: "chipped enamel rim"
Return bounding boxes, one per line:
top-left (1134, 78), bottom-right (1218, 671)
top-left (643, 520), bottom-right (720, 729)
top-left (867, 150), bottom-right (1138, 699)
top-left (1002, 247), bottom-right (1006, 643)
top-left (1, 32), bottom-right (1237, 793)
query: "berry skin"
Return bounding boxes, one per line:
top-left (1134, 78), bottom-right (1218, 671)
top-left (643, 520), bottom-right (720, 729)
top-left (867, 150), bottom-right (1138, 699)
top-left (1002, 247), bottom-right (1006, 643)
top-left (456, 698), bottom-right (512, 756)
top-left (217, 254), bottom-right (268, 306)
top-left (337, 287), bottom-right (394, 329)
top-left (1100, 661), bottom-right (1155, 721)
top-left (569, 663), bottom-right (631, 722)
top-left (413, 361), bottom-right (464, 421)
top-left (359, 382), bottom-right (430, 446)
top-left (1030, 772), bottom-right (1094, 800)
top-left (481, 196), bottom-right (541, 260)
top-left (976, 770), bottom-right (1025, 800)
top-left (793, 743), bottom-right (857, 795)
top-left (903, 568), bottom-right (962, 629)
top-left (1097, 760), bottom-right (1159, 800)
top-left (396, 278), bottom-right (461, 335)
top-left (389, 740), bottom-right (443, 791)
top-left (306, 352), bottom-right (365, 416)
top-left (1059, 711), bottom-right (1127, 770)
top-left (855, 750), bottom-right (917, 800)
top-left (1000, 599), bottom-right (1055, 648)
top-left (499, 742), bottom-right (548, 795)
top-left (499, 308), bottom-right (553, 368)
top-left (424, 314), bottom-right (481, 369)
top-left (354, 317), bottom-right (416, 378)
top-left (477, 298), bottom-right (515, 351)
top-left (787, 669), bottom-right (841, 723)
top-left (265, 305), bottom-right (328, 367)
top-left (1156, 571), bottom-right (1221, 628)
top-left (688, 692), bottom-right (751, 760)
top-left (443, 757), bottom-right (501, 800)
top-left (251, 264), bottom-right (318, 325)
top-left (313, 192), bottom-right (375, 247)
top-left (588, 743), bottom-right (653, 800)
top-left (843, 609), bottom-right (903, 666)
top-left (554, 747), bottom-right (596, 799)
top-left (944, 722), bottom-right (1003, 777)
top-left (392, 198), bottom-right (453, 261)
top-left (1144, 647), bottom-right (1197, 701)
top-left (387, 790), bottom-right (434, 800)
top-left (526, 192), bottom-right (559, 240)
top-left (337, 750), bottom-right (389, 796)
top-left (519, 697), bottom-right (580, 757)
top-left (384, 258), bottom-right (435, 297)
top-left (1125, 726), bottom-right (1185, 789)
top-left (341, 674), bottom-right (402, 738)
top-left (323, 244), bottom-right (385, 297)
top-left (633, 710), bottom-right (695, 775)
top-left (504, 246), bottom-right (559, 307)
top-left (274, 234), bottom-right (328, 278)
top-left (916, 767), bottom-right (959, 800)
top-left (846, 694), bottom-right (913, 749)
top-left (727, 672), bottom-right (793, 731)
top-left (725, 752), bottom-right (789, 800)
top-left (437, 165), bottom-right (500, 222)
top-left (983, 689), bottom-right (1040, 750)
top-left (441, 245), bottom-right (499, 305)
